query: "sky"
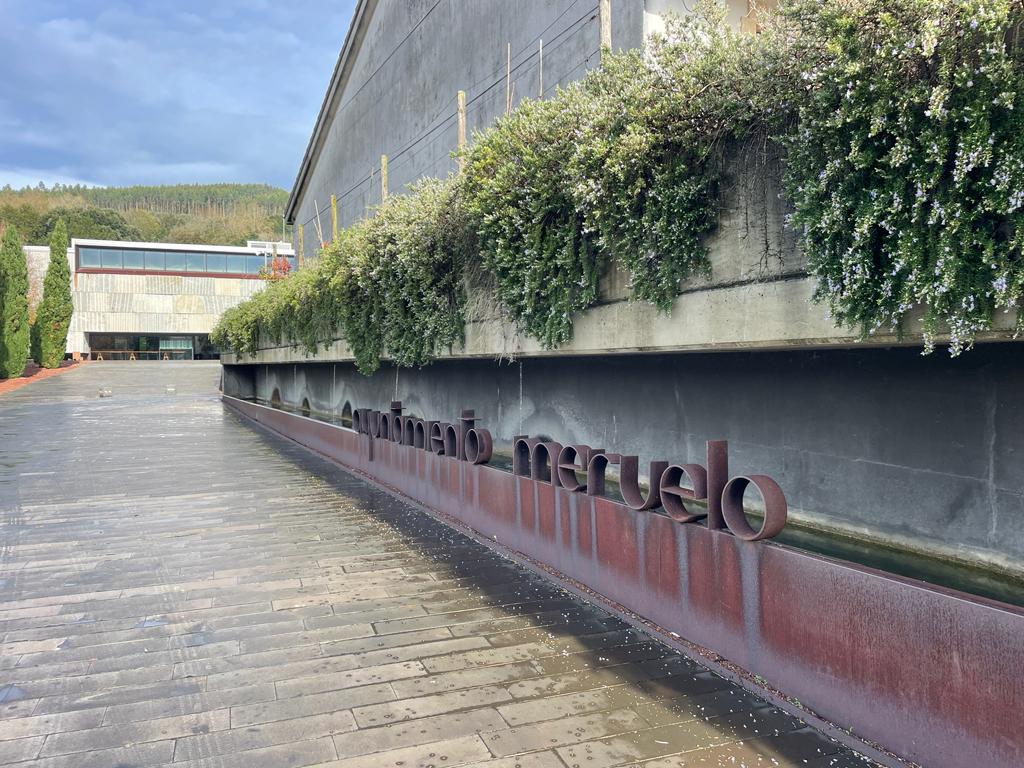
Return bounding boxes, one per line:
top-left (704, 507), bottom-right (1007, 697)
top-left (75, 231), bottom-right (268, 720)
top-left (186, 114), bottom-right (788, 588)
top-left (0, 0), bottom-right (356, 191)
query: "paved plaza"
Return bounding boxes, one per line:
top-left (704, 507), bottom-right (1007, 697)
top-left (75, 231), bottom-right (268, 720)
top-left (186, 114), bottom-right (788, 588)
top-left (0, 363), bottom-right (872, 767)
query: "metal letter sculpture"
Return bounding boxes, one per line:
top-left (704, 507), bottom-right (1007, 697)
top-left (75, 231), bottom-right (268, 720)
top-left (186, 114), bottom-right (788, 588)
top-left (352, 402), bottom-right (787, 541)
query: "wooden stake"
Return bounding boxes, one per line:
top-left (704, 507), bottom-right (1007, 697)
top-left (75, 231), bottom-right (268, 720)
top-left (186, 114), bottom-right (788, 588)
top-left (505, 42), bottom-right (512, 114)
top-left (380, 154), bottom-right (389, 201)
top-left (298, 223), bottom-right (305, 263)
top-left (599, 0), bottom-right (612, 58)
top-left (457, 90), bottom-right (467, 170)
top-left (538, 39), bottom-right (544, 97)
top-left (330, 194), bottom-right (338, 242)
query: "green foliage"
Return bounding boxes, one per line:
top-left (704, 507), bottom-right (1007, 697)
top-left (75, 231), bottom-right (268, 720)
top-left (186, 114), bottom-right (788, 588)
top-left (462, 95), bottom-right (601, 348)
top-left (782, 0), bottom-right (1024, 353)
top-left (460, 3), bottom-right (789, 346)
top-left (350, 179), bottom-right (470, 371)
top-left (0, 226), bottom-right (30, 378)
top-left (212, 179), bottom-right (469, 375)
top-left (36, 219), bottom-right (73, 368)
top-left (42, 207), bottom-right (142, 243)
top-left (0, 204), bottom-right (46, 243)
top-left (566, 7), bottom-right (794, 310)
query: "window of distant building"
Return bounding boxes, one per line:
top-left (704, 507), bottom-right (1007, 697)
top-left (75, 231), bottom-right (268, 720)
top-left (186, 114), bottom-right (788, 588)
top-left (75, 245), bottom-right (296, 278)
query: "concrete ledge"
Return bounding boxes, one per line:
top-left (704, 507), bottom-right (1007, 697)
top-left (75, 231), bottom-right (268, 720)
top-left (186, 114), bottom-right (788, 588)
top-left (224, 394), bottom-right (1024, 768)
top-left (222, 274), bottom-right (1022, 366)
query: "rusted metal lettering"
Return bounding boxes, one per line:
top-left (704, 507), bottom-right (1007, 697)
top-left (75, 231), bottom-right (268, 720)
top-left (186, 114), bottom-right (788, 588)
top-left (352, 402), bottom-right (787, 540)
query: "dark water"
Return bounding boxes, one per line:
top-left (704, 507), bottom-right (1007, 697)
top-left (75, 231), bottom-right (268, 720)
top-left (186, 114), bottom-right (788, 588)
top-left (244, 397), bottom-right (1024, 610)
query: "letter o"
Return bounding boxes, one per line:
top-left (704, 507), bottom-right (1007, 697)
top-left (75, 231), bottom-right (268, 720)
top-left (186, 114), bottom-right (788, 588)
top-left (721, 475), bottom-right (787, 541)
top-left (464, 428), bottom-right (493, 465)
top-left (443, 424), bottom-right (460, 459)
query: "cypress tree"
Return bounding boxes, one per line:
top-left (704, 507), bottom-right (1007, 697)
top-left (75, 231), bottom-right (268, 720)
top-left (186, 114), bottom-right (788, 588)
top-left (0, 226), bottom-right (29, 378)
top-left (36, 219), bottom-right (72, 368)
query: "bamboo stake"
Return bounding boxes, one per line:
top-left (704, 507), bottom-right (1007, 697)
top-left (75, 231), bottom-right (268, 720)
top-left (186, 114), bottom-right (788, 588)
top-left (298, 223), bottom-right (305, 263)
top-left (381, 154), bottom-right (389, 201)
top-left (600, 0), bottom-right (612, 59)
top-left (538, 39), bottom-right (544, 97)
top-left (505, 42), bottom-right (512, 114)
top-left (457, 90), bottom-right (467, 170)
top-left (330, 194), bottom-right (338, 241)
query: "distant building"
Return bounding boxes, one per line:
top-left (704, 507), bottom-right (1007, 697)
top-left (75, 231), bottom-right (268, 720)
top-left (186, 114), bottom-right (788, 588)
top-left (25, 239), bottom-right (294, 360)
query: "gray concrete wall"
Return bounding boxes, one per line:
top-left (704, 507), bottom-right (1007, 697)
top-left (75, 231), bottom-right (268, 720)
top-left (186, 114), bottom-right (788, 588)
top-left (226, 344), bottom-right (1024, 575)
top-left (23, 245), bottom-right (58, 314)
top-left (292, 0), bottom-right (646, 250)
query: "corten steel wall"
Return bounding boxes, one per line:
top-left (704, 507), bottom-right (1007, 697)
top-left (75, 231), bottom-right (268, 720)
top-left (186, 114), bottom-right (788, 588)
top-left (235, 345), bottom-right (1024, 573)
top-left (223, 395), bottom-right (1024, 768)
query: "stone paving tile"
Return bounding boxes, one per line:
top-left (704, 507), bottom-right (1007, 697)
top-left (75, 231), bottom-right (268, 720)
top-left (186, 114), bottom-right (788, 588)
top-left (351, 683), bottom-right (513, 727)
top-left (102, 683), bottom-right (277, 725)
top-left (172, 710), bottom-right (356, 762)
top-left (38, 710), bottom-right (230, 757)
top-left (231, 682), bottom-right (395, 728)
top-left (0, 364), bottom-right (876, 768)
top-left (332, 708), bottom-right (507, 759)
top-left (310, 734), bottom-right (492, 768)
top-left (169, 737), bottom-right (337, 768)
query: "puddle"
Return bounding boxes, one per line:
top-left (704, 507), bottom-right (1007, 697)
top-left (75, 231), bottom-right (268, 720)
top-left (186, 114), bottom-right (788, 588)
top-left (135, 617), bottom-right (168, 628)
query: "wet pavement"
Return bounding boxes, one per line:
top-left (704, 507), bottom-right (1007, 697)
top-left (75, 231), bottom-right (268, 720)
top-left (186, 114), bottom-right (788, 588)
top-left (0, 363), bottom-right (874, 767)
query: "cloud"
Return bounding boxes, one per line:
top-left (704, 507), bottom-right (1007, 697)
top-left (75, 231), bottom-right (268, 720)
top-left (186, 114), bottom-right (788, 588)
top-left (0, 0), bottom-right (356, 189)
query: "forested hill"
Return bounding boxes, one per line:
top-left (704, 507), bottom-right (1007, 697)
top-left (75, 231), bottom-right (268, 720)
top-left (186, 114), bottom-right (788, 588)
top-left (0, 183), bottom-right (290, 247)
top-left (75, 184), bottom-right (287, 216)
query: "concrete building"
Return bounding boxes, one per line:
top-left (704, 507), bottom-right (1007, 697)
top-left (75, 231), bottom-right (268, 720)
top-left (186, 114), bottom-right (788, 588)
top-left (219, 5), bottom-right (1024, 766)
top-left (26, 239), bottom-right (293, 360)
top-left (284, 0), bottom-right (768, 248)
top-left (232, 0), bottom-right (1024, 576)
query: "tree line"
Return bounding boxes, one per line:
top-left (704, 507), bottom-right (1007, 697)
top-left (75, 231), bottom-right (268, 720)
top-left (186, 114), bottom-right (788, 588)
top-left (0, 183), bottom-right (290, 247)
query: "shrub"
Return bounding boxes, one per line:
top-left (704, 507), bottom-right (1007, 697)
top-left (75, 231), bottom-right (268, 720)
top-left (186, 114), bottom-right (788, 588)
top-left (461, 93), bottom-right (601, 349)
top-left (36, 218), bottom-right (73, 368)
top-left (783, 0), bottom-right (1024, 353)
top-left (0, 226), bottom-right (30, 378)
top-left (213, 178), bottom-right (468, 375)
top-left (335, 178), bottom-right (469, 372)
